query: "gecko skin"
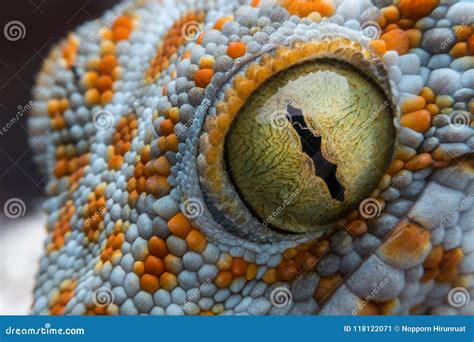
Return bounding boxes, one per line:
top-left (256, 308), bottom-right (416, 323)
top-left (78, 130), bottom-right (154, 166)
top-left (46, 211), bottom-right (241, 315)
top-left (29, 0), bottom-right (474, 315)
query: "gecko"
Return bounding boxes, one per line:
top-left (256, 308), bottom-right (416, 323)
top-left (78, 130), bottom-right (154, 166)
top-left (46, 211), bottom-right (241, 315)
top-left (28, 0), bottom-right (474, 315)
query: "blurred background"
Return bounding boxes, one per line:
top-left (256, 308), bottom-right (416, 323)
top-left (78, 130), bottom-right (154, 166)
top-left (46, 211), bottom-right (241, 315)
top-left (0, 0), bottom-right (119, 315)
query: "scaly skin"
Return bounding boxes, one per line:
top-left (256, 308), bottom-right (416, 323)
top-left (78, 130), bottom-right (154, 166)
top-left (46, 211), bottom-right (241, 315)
top-left (29, 0), bottom-right (473, 315)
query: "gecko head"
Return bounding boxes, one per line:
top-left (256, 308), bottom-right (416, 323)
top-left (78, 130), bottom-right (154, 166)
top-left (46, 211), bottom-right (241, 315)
top-left (28, 0), bottom-right (473, 316)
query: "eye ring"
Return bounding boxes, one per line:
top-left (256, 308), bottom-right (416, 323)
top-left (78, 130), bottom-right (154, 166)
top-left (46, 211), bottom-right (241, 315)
top-left (176, 27), bottom-right (399, 247)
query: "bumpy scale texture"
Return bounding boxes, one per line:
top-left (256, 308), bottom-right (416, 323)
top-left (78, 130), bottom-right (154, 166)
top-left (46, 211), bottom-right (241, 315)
top-left (29, 0), bottom-right (474, 315)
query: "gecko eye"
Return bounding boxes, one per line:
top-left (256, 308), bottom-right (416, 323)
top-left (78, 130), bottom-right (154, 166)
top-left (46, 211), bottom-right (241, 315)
top-left (224, 61), bottom-right (395, 233)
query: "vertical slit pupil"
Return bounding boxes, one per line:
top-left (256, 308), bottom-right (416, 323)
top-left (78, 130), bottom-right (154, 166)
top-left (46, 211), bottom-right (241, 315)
top-left (286, 105), bottom-right (345, 201)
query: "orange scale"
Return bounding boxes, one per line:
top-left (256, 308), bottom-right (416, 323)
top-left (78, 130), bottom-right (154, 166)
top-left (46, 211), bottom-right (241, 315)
top-left (154, 156), bottom-right (171, 176)
top-left (246, 264), bottom-right (258, 281)
top-left (397, 0), bottom-right (439, 21)
top-left (160, 118), bottom-right (175, 135)
top-left (309, 240), bottom-right (330, 258)
top-left (99, 54), bottom-right (118, 75)
top-left (231, 258), bottom-right (248, 277)
top-left (467, 34), bottom-right (474, 55)
top-left (214, 271), bottom-right (233, 288)
top-left (144, 255), bottom-right (165, 277)
top-left (159, 272), bottom-right (178, 291)
top-left (144, 175), bottom-right (170, 197)
top-left (314, 273), bottom-right (344, 303)
top-left (293, 252), bottom-right (318, 272)
top-left (227, 42), bottom-right (247, 59)
top-left (95, 75), bottom-right (113, 92)
top-left (149, 236), bottom-right (169, 258)
top-left (251, 0), bottom-right (260, 7)
top-left (140, 274), bottom-right (160, 293)
top-left (195, 68), bottom-right (214, 88)
top-left (276, 259), bottom-right (301, 282)
top-left (282, 0), bottom-right (335, 18)
top-left (164, 254), bottom-right (183, 275)
top-left (113, 15), bottom-right (133, 31)
top-left (168, 213), bottom-right (192, 238)
top-left (262, 268), bottom-right (277, 284)
top-left (186, 229), bottom-right (207, 253)
top-left (214, 16), bottom-right (233, 30)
